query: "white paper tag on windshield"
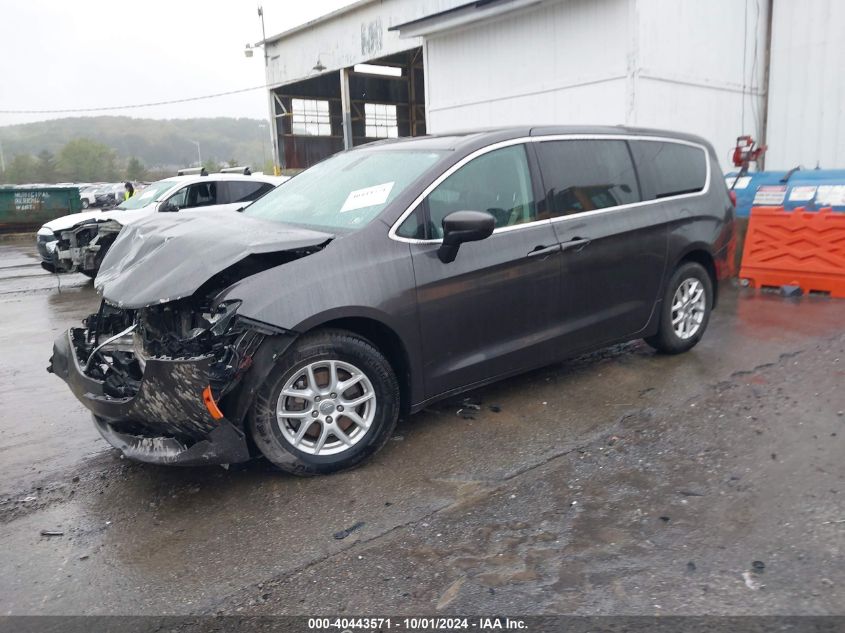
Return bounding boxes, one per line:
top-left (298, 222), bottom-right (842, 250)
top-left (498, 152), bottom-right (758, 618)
top-left (340, 182), bottom-right (394, 213)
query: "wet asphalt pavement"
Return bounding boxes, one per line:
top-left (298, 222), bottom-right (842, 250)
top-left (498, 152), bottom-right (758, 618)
top-left (0, 237), bottom-right (843, 616)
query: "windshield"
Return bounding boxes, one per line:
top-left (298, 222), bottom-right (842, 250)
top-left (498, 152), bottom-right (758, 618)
top-left (243, 149), bottom-right (446, 230)
top-left (115, 180), bottom-right (176, 210)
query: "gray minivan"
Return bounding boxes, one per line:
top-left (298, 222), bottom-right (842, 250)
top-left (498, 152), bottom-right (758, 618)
top-left (49, 126), bottom-right (736, 474)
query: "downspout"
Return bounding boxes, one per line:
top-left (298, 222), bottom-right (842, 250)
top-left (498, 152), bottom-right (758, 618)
top-left (625, 0), bottom-right (640, 125)
top-left (758, 0), bottom-right (774, 171)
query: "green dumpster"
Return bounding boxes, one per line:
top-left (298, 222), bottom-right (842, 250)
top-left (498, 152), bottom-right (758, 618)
top-left (0, 186), bottom-right (83, 233)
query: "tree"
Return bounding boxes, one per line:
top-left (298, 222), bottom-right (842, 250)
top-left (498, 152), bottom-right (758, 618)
top-left (58, 138), bottom-right (119, 182)
top-left (5, 154), bottom-right (38, 184)
top-left (126, 156), bottom-right (147, 181)
top-left (36, 150), bottom-right (58, 183)
top-left (202, 159), bottom-right (221, 174)
top-left (227, 158), bottom-right (238, 168)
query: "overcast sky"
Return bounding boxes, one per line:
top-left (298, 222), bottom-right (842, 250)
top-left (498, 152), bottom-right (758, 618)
top-left (0, 0), bottom-right (357, 127)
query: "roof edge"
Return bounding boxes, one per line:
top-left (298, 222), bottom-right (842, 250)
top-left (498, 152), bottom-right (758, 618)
top-left (389, 0), bottom-right (544, 38)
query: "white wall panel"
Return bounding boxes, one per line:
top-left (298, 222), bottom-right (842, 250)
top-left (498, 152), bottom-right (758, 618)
top-left (428, 80), bottom-right (628, 131)
top-left (424, 0), bottom-right (767, 163)
top-left (425, 0), bottom-right (631, 131)
top-left (766, 0), bottom-right (845, 169)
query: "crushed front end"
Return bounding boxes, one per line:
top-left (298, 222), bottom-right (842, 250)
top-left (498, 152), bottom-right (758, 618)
top-left (38, 220), bottom-right (121, 275)
top-left (48, 297), bottom-right (267, 465)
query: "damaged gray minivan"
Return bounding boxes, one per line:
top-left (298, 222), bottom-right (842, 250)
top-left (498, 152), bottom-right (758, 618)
top-left (49, 127), bottom-right (735, 474)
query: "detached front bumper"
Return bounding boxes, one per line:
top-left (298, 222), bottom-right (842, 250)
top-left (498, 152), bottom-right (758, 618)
top-left (49, 328), bottom-right (251, 466)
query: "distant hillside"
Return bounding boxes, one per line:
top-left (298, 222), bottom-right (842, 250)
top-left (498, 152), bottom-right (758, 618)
top-left (0, 116), bottom-right (272, 171)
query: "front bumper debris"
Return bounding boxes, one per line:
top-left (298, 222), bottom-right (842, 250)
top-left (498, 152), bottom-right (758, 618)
top-left (49, 328), bottom-right (251, 466)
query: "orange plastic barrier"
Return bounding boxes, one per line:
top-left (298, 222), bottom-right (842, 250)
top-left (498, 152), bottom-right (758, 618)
top-left (740, 206), bottom-right (845, 298)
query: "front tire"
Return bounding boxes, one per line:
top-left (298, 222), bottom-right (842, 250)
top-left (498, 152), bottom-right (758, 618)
top-left (81, 199), bottom-right (89, 209)
top-left (645, 262), bottom-right (713, 354)
top-left (248, 329), bottom-right (400, 475)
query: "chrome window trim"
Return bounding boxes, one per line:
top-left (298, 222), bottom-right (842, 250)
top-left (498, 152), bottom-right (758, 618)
top-left (388, 134), bottom-right (711, 245)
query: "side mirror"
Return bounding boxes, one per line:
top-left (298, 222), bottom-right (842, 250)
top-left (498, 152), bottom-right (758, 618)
top-left (159, 201), bottom-right (178, 213)
top-left (437, 210), bottom-right (495, 263)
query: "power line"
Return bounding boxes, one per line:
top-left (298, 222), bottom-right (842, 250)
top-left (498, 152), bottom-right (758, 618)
top-left (0, 84), bottom-right (268, 115)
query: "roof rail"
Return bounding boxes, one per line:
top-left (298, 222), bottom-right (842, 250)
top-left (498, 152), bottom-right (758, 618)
top-left (219, 166), bottom-right (252, 175)
top-left (177, 167), bottom-right (208, 176)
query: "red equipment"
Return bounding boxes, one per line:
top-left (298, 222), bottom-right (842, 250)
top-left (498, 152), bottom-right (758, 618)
top-left (732, 135), bottom-right (767, 170)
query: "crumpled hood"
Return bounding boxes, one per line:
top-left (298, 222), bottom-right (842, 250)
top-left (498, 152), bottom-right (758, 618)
top-left (42, 206), bottom-right (156, 232)
top-left (95, 210), bottom-right (333, 308)
top-left (43, 210), bottom-right (114, 232)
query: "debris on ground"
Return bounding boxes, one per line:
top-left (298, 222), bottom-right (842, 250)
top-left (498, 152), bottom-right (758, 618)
top-left (659, 516), bottom-right (671, 523)
top-left (333, 521), bottom-right (365, 540)
top-left (743, 571), bottom-right (764, 590)
top-left (39, 530), bottom-right (64, 537)
top-left (686, 561), bottom-right (697, 573)
top-left (752, 560), bottom-right (766, 573)
top-left (457, 400), bottom-right (481, 419)
top-left (489, 405), bottom-right (502, 413)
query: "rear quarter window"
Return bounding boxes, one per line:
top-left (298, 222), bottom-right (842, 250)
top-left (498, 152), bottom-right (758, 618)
top-left (226, 181), bottom-right (275, 204)
top-left (634, 141), bottom-right (707, 199)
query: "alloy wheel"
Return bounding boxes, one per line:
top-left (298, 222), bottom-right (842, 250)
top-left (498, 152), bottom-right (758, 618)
top-left (671, 278), bottom-right (706, 339)
top-left (276, 360), bottom-right (377, 456)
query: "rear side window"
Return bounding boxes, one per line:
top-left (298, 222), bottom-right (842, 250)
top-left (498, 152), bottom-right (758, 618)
top-left (634, 141), bottom-right (707, 199)
top-left (226, 181), bottom-right (275, 204)
top-left (535, 140), bottom-right (640, 216)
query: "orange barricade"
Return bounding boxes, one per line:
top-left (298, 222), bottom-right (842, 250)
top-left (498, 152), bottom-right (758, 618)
top-left (739, 206), bottom-right (845, 297)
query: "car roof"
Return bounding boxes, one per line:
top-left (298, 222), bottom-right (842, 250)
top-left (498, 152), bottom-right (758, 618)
top-left (361, 125), bottom-right (714, 154)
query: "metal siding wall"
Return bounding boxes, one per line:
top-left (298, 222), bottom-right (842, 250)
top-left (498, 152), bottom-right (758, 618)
top-left (425, 0), bottom-right (630, 131)
top-left (634, 0), bottom-right (768, 165)
top-left (766, 0), bottom-right (845, 169)
top-left (265, 0), bottom-right (465, 86)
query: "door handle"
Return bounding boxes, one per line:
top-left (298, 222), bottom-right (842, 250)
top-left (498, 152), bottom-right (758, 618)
top-left (527, 244), bottom-right (562, 258)
top-left (561, 237), bottom-right (591, 252)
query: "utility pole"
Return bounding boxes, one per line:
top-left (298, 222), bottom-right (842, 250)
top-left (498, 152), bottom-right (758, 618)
top-left (258, 6), bottom-right (280, 175)
top-left (190, 140), bottom-right (202, 168)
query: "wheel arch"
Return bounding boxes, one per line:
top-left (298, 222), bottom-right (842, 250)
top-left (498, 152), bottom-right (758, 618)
top-left (673, 246), bottom-right (718, 307)
top-left (302, 315), bottom-right (414, 417)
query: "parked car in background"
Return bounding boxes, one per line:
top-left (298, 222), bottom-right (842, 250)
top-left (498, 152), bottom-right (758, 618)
top-left (48, 127), bottom-right (735, 474)
top-left (77, 184), bottom-right (100, 209)
top-left (93, 183), bottom-right (127, 208)
top-left (37, 169), bottom-right (286, 277)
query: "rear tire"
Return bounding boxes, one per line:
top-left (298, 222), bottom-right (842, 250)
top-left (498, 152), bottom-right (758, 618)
top-left (81, 199), bottom-right (89, 209)
top-left (248, 329), bottom-right (400, 475)
top-left (645, 262), bottom-right (713, 354)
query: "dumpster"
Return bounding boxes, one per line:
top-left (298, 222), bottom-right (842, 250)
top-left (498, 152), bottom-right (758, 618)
top-left (725, 169), bottom-right (845, 217)
top-left (0, 186), bottom-right (83, 233)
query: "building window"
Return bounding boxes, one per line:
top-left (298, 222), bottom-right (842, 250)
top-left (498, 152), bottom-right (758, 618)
top-left (365, 103), bottom-right (398, 138)
top-left (291, 98), bottom-right (331, 136)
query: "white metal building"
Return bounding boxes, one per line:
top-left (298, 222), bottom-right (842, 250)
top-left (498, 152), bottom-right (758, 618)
top-left (262, 0), bottom-right (844, 171)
